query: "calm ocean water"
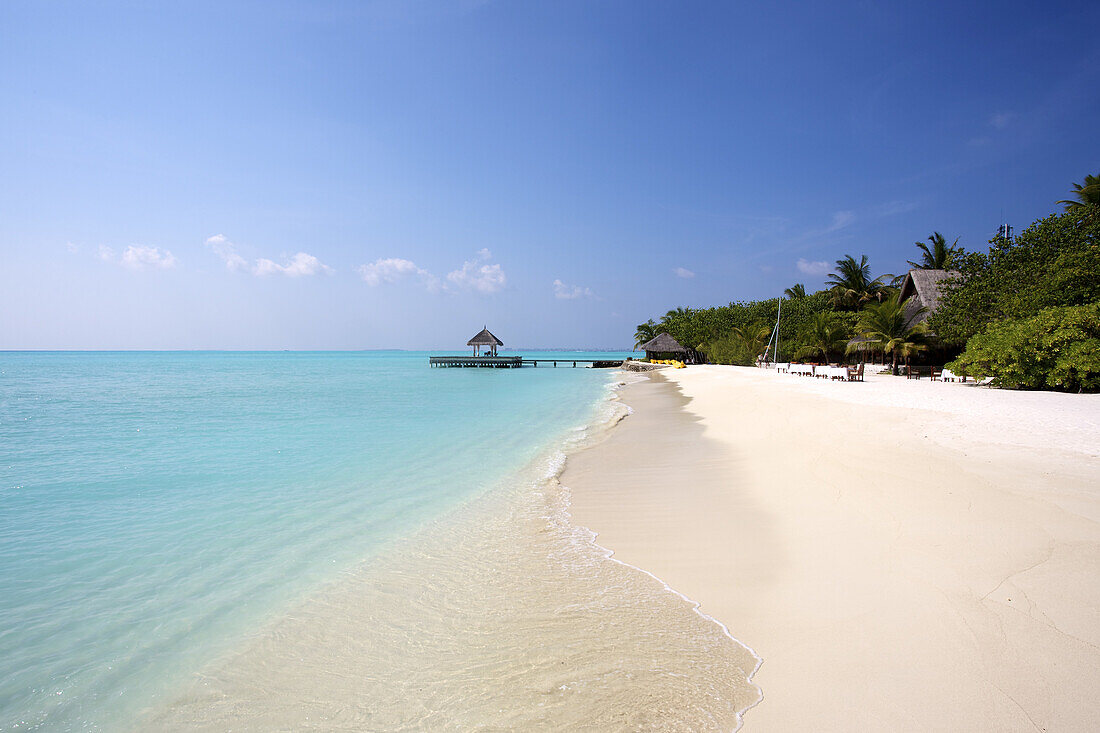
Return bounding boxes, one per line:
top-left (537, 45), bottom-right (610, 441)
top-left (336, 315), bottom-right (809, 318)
top-left (1, 351), bottom-right (760, 731)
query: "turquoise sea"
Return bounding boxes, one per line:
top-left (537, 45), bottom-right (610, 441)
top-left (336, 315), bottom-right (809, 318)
top-left (1, 351), bottom-right (760, 731)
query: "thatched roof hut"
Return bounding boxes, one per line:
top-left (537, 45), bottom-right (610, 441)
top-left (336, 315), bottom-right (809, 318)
top-left (467, 327), bottom-right (503, 356)
top-left (640, 333), bottom-right (686, 361)
top-left (897, 269), bottom-right (959, 326)
top-left (848, 269), bottom-right (962, 361)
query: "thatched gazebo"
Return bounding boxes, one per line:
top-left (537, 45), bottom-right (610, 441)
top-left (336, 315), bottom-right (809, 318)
top-left (639, 332), bottom-right (687, 361)
top-left (897, 268), bottom-right (959, 328)
top-left (467, 327), bottom-right (504, 357)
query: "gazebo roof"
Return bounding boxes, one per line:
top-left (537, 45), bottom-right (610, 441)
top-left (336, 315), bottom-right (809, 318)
top-left (467, 327), bottom-right (504, 347)
top-left (898, 269), bottom-right (959, 317)
top-left (640, 332), bottom-right (686, 353)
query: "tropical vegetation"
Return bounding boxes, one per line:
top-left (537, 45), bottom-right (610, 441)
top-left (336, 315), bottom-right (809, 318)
top-left (794, 312), bottom-right (851, 364)
top-left (633, 319), bottom-right (659, 349)
top-left (633, 175), bottom-right (1100, 391)
top-left (929, 205), bottom-right (1100, 345)
top-left (947, 303), bottom-right (1100, 392)
top-left (847, 294), bottom-right (928, 375)
top-left (783, 283), bottom-right (807, 299)
top-left (1057, 173), bottom-right (1100, 210)
top-left (825, 255), bottom-right (891, 310)
top-left (908, 232), bottom-right (960, 270)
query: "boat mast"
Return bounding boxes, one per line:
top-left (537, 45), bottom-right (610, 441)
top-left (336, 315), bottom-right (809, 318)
top-left (774, 295), bottom-right (782, 363)
top-left (765, 295), bottom-right (782, 365)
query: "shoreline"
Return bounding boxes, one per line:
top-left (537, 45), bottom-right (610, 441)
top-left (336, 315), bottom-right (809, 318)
top-left (143, 369), bottom-right (761, 730)
top-left (564, 365), bottom-right (1100, 731)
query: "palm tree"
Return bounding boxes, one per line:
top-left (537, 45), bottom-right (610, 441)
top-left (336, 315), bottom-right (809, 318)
top-left (908, 232), bottom-right (960, 270)
top-left (784, 283), bottom-right (807, 299)
top-left (847, 293), bottom-right (928, 375)
top-left (1057, 174), bottom-right (1100, 210)
top-left (729, 324), bottom-right (772, 360)
top-left (633, 319), bottom-right (657, 350)
top-left (794, 312), bottom-right (850, 364)
top-left (827, 255), bottom-right (889, 310)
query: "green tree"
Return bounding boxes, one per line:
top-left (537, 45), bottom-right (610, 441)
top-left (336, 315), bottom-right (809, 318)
top-left (794, 312), bottom-right (851, 364)
top-left (633, 290), bottom-right (849, 364)
top-left (930, 206), bottom-right (1100, 344)
top-left (731, 324), bottom-right (772, 355)
top-left (784, 283), bottom-right (807, 299)
top-left (947, 303), bottom-right (1100, 392)
top-left (826, 255), bottom-right (891, 310)
top-left (1057, 173), bottom-right (1100, 211)
top-left (703, 322), bottom-right (772, 365)
top-left (849, 294), bottom-right (928, 375)
top-left (633, 319), bottom-right (658, 350)
top-left (908, 232), bottom-right (960, 270)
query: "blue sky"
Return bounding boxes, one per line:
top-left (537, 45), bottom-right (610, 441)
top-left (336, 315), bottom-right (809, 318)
top-left (2, 0), bottom-right (1097, 349)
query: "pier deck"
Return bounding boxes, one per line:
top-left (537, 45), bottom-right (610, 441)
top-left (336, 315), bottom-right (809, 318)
top-left (429, 356), bottom-right (623, 369)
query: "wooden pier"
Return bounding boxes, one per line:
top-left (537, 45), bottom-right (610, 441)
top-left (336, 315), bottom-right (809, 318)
top-left (429, 356), bottom-right (623, 369)
top-left (429, 356), bottom-right (524, 368)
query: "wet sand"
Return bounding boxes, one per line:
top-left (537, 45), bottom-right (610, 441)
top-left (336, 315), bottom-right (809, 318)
top-left (144, 400), bottom-right (761, 731)
top-left (564, 366), bottom-right (1100, 731)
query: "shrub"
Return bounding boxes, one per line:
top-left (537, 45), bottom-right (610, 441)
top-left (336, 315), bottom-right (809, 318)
top-left (946, 303), bottom-right (1100, 392)
top-left (931, 206), bottom-right (1100, 345)
top-left (700, 336), bottom-right (755, 365)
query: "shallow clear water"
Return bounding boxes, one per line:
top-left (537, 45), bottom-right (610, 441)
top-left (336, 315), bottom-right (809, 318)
top-left (1, 351), bottom-right (759, 731)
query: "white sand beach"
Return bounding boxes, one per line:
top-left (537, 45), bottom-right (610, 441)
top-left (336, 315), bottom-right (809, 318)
top-left (564, 366), bottom-right (1100, 731)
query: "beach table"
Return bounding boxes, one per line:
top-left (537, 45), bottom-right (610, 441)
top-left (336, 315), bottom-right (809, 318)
top-left (824, 366), bottom-right (848, 381)
top-left (775, 362), bottom-right (790, 373)
top-left (790, 364), bottom-right (813, 376)
top-left (941, 368), bottom-right (965, 383)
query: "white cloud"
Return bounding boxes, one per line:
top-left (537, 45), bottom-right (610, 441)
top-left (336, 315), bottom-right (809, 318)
top-left (97, 245), bottom-right (115, 262)
top-left (254, 252), bottom-right (333, 277)
top-left (826, 210), bottom-right (855, 232)
top-left (205, 235), bottom-right (331, 278)
top-left (673, 267), bottom-right (695, 279)
top-left (872, 200), bottom-right (919, 217)
top-left (796, 258), bottom-right (831, 276)
top-left (120, 245), bottom-right (177, 270)
top-left (205, 234), bottom-right (248, 272)
top-left (354, 249), bottom-right (504, 295)
top-left (990, 111), bottom-right (1015, 129)
top-left (446, 249), bottom-right (505, 294)
top-left (66, 242), bottom-right (80, 253)
top-left (552, 279), bottom-right (593, 300)
top-left (358, 257), bottom-right (431, 286)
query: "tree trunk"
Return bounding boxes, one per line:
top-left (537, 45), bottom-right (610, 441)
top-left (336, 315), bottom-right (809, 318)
top-left (891, 351), bottom-right (898, 376)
